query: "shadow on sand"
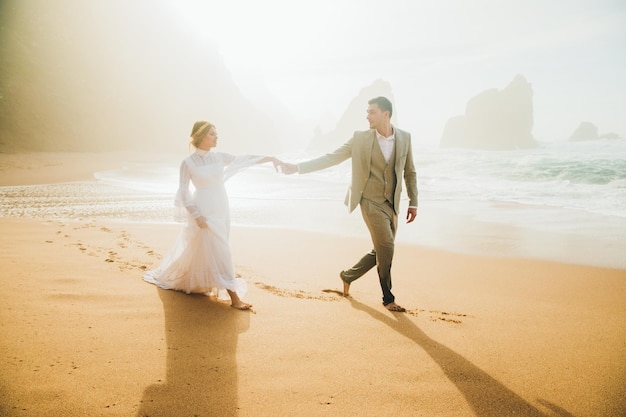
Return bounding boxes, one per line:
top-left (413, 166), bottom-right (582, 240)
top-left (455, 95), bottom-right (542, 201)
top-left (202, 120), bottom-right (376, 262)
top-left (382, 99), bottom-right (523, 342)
top-left (136, 289), bottom-right (250, 417)
top-left (348, 298), bottom-right (576, 417)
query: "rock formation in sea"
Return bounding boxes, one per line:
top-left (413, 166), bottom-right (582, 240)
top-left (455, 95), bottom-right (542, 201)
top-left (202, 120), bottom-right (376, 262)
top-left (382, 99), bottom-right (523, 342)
top-left (0, 1), bottom-right (287, 154)
top-left (440, 75), bottom-right (536, 150)
top-left (569, 122), bottom-right (621, 141)
top-left (306, 79), bottom-right (396, 151)
top-left (570, 122), bottom-right (599, 141)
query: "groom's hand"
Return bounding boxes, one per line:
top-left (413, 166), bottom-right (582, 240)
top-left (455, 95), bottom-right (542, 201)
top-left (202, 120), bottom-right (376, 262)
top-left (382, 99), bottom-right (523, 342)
top-left (406, 207), bottom-right (417, 223)
top-left (280, 163), bottom-right (298, 175)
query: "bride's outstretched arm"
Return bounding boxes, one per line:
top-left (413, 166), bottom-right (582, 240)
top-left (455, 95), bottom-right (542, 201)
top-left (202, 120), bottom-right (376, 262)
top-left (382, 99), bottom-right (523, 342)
top-left (256, 156), bottom-right (284, 172)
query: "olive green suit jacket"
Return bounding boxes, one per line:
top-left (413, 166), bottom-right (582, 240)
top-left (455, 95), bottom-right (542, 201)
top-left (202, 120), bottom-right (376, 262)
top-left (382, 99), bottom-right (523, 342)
top-left (298, 127), bottom-right (418, 214)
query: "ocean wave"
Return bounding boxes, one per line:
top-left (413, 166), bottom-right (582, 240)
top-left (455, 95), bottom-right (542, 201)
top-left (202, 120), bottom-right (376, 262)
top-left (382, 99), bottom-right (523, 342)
top-left (83, 140), bottom-right (626, 219)
top-left (416, 140), bottom-right (626, 217)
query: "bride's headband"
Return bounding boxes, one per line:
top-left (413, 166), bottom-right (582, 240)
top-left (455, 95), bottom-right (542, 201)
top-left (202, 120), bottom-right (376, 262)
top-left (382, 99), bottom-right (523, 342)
top-left (191, 122), bottom-right (211, 138)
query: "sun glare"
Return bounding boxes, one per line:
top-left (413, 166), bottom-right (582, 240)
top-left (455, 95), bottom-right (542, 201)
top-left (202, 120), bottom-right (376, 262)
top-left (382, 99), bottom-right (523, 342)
top-left (168, 0), bottom-right (348, 71)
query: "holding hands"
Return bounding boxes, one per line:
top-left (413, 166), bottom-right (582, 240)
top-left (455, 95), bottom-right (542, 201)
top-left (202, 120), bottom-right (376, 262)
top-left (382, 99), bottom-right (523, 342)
top-left (278, 162), bottom-right (298, 175)
top-left (266, 157), bottom-right (298, 175)
top-left (262, 156), bottom-right (285, 172)
top-left (265, 157), bottom-right (297, 174)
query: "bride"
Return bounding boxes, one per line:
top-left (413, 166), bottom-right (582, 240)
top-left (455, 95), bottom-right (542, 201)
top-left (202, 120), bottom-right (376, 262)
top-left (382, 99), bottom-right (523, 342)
top-left (144, 120), bottom-right (282, 310)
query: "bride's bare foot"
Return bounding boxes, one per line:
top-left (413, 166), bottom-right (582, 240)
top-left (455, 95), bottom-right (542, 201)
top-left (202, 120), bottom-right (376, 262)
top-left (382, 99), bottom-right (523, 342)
top-left (231, 300), bottom-right (252, 310)
top-left (227, 289), bottom-right (252, 310)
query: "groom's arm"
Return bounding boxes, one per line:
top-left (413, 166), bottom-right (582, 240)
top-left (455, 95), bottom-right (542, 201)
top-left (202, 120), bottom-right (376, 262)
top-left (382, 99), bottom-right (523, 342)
top-left (402, 132), bottom-right (418, 223)
top-left (298, 139), bottom-right (352, 174)
top-left (281, 137), bottom-right (354, 175)
top-left (403, 135), bottom-right (418, 207)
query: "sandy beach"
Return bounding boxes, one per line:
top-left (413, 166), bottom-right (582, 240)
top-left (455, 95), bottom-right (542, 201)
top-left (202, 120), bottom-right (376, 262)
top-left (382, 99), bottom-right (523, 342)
top-left (1, 152), bottom-right (625, 417)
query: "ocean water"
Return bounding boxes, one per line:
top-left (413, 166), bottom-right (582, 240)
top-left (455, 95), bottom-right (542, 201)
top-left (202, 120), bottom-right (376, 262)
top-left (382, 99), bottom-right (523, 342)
top-left (1, 139), bottom-right (625, 269)
top-left (418, 140), bottom-right (626, 218)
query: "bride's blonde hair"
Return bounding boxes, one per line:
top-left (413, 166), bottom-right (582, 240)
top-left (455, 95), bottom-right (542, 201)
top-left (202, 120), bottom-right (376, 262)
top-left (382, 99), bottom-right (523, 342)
top-left (190, 121), bottom-right (214, 148)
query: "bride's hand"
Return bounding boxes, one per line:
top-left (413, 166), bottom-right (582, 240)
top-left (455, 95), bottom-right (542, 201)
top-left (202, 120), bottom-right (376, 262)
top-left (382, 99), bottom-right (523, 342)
top-left (271, 158), bottom-right (284, 172)
top-left (196, 216), bottom-right (208, 229)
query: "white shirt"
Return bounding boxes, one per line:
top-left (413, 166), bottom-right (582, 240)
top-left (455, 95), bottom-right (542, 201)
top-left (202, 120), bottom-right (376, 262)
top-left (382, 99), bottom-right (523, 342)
top-left (376, 129), bottom-right (395, 162)
top-left (376, 128), bottom-right (417, 210)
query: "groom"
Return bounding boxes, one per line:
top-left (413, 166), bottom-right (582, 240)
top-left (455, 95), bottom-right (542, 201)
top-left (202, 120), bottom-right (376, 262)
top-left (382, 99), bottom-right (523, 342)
top-left (281, 96), bottom-right (418, 312)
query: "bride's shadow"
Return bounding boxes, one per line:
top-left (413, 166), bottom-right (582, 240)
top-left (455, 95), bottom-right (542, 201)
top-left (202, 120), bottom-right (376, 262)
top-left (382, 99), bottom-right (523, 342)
top-left (136, 289), bottom-right (250, 417)
top-left (348, 298), bottom-right (576, 417)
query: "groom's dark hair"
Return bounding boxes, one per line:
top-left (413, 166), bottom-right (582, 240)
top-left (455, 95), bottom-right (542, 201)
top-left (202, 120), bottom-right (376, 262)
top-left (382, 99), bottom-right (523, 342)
top-left (369, 96), bottom-right (393, 117)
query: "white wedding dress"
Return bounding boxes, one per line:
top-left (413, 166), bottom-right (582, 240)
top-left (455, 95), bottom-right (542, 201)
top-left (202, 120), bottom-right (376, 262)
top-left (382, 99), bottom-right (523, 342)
top-left (143, 150), bottom-right (262, 297)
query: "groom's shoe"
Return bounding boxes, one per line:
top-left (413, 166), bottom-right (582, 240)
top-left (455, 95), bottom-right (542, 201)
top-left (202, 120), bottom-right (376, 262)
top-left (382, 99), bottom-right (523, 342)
top-left (339, 271), bottom-right (350, 297)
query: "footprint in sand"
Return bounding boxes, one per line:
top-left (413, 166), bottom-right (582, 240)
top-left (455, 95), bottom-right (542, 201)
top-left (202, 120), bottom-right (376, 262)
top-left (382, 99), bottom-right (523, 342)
top-left (260, 284), bottom-right (472, 324)
top-left (255, 282), bottom-right (340, 302)
top-left (411, 309), bottom-right (472, 324)
top-left (58, 222), bottom-right (156, 272)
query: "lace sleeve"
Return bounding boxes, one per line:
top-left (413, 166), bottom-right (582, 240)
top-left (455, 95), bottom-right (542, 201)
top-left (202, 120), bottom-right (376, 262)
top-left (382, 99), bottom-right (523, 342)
top-left (174, 159), bottom-right (202, 219)
top-left (222, 153), bottom-right (265, 181)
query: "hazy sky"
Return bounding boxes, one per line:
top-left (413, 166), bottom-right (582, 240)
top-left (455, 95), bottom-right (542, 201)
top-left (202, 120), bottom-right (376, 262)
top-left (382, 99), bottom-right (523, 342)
top-left (165, 0), bottom-right (626, 145)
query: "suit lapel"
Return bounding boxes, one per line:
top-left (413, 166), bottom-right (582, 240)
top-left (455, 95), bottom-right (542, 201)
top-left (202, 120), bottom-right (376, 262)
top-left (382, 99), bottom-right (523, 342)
top-left (394, 128), bottom-right (405, 168)
top-left (363, 130), bottom-right (376, 168)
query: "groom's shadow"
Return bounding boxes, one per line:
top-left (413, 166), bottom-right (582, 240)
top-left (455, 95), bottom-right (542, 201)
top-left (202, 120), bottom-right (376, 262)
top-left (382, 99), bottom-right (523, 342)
top-left (348, 298), bottom-right (576, 417)
top-left (136, 289), bottom-right (250, 417)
